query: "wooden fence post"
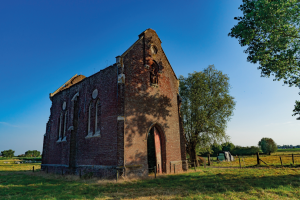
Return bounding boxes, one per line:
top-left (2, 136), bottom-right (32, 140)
top-left (154, 166), bottom-right (156, 178)
top-left (292, 154), bottom-right (294, 165)
top-left (256, 152), bottom-right (260, 165)
top-left (116, 169), bottom-right (119, 182)
top-left (280, 156), bottom-right (283, 167)
top-left (79, 169), bottom-right (81, 179)
top-left (239, 157), bottom-right (241, 168)
top-left (33, 166), bottom-right (34, 172)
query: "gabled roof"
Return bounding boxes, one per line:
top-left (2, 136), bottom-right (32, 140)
top-left (121, 28), bottom-right (178, 80)
top-left (50, 29), bottom-right (177, 99)
top-left (50, 74), bottom-right (86, 98)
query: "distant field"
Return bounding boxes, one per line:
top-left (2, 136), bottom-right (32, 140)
top-left (277, 148), bottom-right (300, 152)
top-left (0, 159), bottom-right (41, 171)
top-left (1, 159), bottom-right (300, 199)
top-left (0, 157), bottom-right (42, 160)
top-left (210, 154), bottom-right (300, 168)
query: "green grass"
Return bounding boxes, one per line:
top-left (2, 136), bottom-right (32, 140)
top-left (278, 148), bottom-right (300, 152)
top-left (1, 159), bottom-right (300, 199)
top-left (0, 157), bottom-right (42, 160)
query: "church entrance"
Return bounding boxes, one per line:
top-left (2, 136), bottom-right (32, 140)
top-left (147, 126), bottom-right (165, 173)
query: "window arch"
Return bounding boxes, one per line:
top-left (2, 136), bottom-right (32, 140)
top-left (150, 60), bottom-right (159, 85)
top-left (62, 111), bottom-right (68, 141)
top-left (57, 110), bottom-right (68, 142)
top-left (87, 102), bottom-right (93, 137)
top-left (94, 99), bottom-right (101, 137)
top-left (57, 113), bottom-right (63, 141)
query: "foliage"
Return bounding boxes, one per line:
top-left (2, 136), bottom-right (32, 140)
top-left (211, 143), bottom-right (223, 156)
top-left (292, 100), bottom-right (300, 119)
top-left (231, 146), bottom-right (260, 156)
top-left (1, 149), bottom-right (15, 158)
top-left (278, 148), bottom-right (300, 152)
top-left (25, 150), bottom-right (41, 157)
top-left (229, 0), bottom-right (300, 116)
top-left (259, 138), bottom-right (278, 154)
top-left (222, 142), bottom-right (235, 152)
top-left (179, 65), bottom-right (236, 163)
top-left (229, 0), bottom-right (300, 86)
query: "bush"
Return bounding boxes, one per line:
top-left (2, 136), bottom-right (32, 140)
top-left (1, 149), bottom-right (15, 158)
top-left (222, 142), bottom-right (235, 152)
top-left (231, 146), bottom-right (259, 156)
top-left (211, 143), bottom-right (223, 156)
top-left (25, 150), bottom-right (41, 157)
top-left (258, 138), bottom-right (277, 155)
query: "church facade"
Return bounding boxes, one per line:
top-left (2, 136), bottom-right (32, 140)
top-left (41, 29), bottom-right (187, 177)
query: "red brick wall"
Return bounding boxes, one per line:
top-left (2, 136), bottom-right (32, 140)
top-left (42, 29), bottom-right (186, 176)
top-left (123, 29), bottom-right (185, 174)
top-left (43, 65), bottom-right (119, 167)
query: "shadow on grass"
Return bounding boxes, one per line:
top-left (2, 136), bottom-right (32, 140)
top-left (1, 168), bottom-right (300, 199)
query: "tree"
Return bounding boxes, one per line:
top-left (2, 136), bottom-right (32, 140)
top-left (211, 143), bottom-right (223, 156)
top-left (222, 142), bottom-right (235, 152)
top-left (1, 149), bottom-right (15, 158)
top-left (179, 65), bottom-right (236, 165)
top-left (229, 0), bottom-right (300, 115)
top-left (258, 138), bottom-right (278, 155)
top-left (25, 150), bottom-right (41, 157)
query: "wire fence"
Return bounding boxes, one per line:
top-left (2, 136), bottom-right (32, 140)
top-left (200, 153), bottom-right (300, 169)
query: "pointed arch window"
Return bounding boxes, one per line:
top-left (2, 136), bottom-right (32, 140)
top-left (86, 98), bottom-right (101, 138)
top-left (62, 111), bottom-right (67, 141)
top-left (94, 99), bottom-right (101, 137)
top-left (57, 110), bottom-right (68, 142)
top-left (57, 113), bottom-right (63, 142)
top-left (87, 102), bottom-right (93, 137)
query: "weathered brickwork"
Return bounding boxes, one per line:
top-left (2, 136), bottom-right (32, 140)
top-left (42, 29), bottom-right (186, 177)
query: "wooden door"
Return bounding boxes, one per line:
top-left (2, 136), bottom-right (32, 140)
top-left (154, 127), bottom-right (162, 173)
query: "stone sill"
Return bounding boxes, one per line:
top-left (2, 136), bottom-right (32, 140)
top-left (85, 131), bottom-right (101, 139)
top-left (56, 137), bottom-right (67, 143)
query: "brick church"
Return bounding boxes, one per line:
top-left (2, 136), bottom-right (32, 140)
top-left (41, 29), bottom-right (187, 177)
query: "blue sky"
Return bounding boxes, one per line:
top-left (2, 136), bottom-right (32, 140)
top-left (1, 1), bottom-right (299, 155)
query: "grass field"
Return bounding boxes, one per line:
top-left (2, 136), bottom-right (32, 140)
top-left (210, 153), bottom-right (300, 168)
top-left (278, 148), bottom-right (300, 152)
top-left (1, 158), bottom-right (300, 199)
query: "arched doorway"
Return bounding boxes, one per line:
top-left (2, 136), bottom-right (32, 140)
top-left (147, 125), bottom-right (166, 173)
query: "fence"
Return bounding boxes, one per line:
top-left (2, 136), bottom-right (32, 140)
top-left (203, 153), bottom-right (300, 169)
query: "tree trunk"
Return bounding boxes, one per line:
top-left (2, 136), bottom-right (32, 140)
top-left (190, 147), bottom-right (198, 167)
top-left (269, 152), bottom-right (271, 155)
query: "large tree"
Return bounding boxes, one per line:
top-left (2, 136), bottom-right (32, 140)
top-left (229, 0), bottom-right (300, 115)
top-left (1, 149), bottom-right (15, 158)
top-left (25, 150), bottom-right (41, 157)
top-left (179, 65), bottom-right (236, 164)
top-left (222, 142), bottom-right (235, 152)
top-left (258, 137), bottom-right (278, 155)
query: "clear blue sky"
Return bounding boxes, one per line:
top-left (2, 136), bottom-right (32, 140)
top-left (1, 1), bottom-right (299, 155)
